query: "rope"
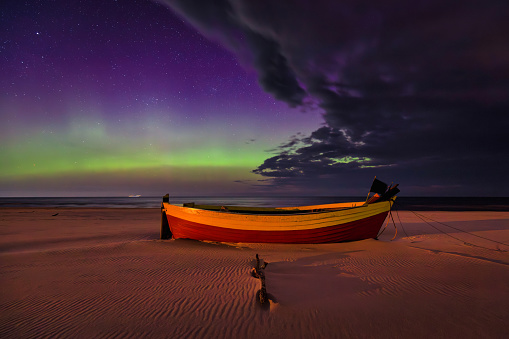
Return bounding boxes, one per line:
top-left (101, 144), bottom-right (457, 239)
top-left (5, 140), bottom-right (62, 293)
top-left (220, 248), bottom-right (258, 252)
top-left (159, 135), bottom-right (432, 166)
top-left (390, 211), bottom-right (398, 241)
top-left (390, 201), bottom-right (508, 251)
top-left (410, 211), bottom-right (508, 251)
top-left (376, 214), bottom-right (391, 238)
top-left (394, 208), bottom-right (410, 238)
top-left (411, 210), bottom-right (509, 249)
top-left (376, 200), bottom-right (396, 239)
top-left (377, 199), bottom-right (398, 240)
top-left (411, 211), bottom-right (473, 241)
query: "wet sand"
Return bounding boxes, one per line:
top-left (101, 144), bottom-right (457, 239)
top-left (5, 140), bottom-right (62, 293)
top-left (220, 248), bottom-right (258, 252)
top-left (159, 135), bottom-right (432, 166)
top-left (1, 208), bottom-right (508, 338)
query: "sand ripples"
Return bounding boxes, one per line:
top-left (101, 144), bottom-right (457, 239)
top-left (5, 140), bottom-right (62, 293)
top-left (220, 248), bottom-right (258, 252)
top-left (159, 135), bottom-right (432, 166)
top-left (2, 209), bottom-right (508, 338)
top-left (0, 240), bottom-right (266, 338)
top-left (335, 246), bottom-right (488, 300)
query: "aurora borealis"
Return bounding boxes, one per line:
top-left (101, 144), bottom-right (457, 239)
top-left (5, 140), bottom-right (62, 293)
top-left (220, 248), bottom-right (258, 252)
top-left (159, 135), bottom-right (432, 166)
top-left (1, 0), bottom-right (508, 196)
top-left (1, 0), bottom-right (320, 196)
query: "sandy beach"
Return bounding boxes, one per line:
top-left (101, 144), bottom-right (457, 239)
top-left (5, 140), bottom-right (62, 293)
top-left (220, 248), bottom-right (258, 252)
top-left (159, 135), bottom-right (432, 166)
top-left (1, 208), bottom-right (508, 338)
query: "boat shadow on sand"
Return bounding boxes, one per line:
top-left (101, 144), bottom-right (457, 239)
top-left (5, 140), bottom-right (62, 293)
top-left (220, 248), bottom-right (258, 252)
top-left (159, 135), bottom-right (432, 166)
top-left (260, 251), bottom-right (378, 310)
top-left (161, 238), bottom-right (252, 250)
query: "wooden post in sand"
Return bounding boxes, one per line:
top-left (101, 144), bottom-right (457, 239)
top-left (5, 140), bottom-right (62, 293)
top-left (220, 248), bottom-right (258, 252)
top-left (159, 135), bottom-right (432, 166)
top-left (161, 194), bottom-right (172, 240)
top-left (252, 254), bottom-right (268, 305)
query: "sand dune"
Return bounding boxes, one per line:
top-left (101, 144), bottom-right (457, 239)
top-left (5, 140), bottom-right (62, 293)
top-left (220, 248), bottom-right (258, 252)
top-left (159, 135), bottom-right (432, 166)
top-left (1, 208), bottom-right (508, 338)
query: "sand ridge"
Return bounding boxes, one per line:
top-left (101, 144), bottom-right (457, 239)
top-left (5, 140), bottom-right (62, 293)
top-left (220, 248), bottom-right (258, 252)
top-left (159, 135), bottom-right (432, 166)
top-left (0, 208), bottom-right (508, 338)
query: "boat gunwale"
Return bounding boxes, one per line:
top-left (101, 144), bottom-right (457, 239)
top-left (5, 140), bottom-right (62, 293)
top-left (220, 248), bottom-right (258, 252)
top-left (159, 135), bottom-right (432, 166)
top-left (164, 199), bottom-right (394, 222)
top-left (172, 201), bottom-right (371, 216)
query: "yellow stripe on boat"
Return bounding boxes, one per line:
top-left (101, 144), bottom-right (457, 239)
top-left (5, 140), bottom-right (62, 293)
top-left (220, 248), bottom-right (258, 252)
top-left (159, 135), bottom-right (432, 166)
top-left (162, 200), bottom-right (393, 231)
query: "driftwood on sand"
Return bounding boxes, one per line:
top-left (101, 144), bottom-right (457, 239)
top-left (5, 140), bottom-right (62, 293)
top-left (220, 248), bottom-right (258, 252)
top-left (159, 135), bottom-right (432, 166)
top-left (251, 254), bottom-right (269, 305)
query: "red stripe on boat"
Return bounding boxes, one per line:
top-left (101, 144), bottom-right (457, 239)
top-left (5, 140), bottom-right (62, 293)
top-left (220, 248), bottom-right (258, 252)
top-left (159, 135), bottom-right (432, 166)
top-left (166, 212), bottom-right (389, 244)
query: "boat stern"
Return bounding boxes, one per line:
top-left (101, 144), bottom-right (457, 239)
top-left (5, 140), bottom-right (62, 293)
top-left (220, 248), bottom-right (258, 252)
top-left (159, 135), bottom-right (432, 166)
top-left (161, 194), bottom-right (172, 239)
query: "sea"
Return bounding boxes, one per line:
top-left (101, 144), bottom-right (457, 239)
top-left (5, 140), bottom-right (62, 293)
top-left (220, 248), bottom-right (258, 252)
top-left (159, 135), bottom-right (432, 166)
top-left (0, 196), bottom-right (508, 211)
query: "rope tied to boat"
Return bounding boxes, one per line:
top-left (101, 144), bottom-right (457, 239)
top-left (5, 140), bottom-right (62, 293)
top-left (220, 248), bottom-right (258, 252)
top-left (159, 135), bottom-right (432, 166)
top-left (395, 209), bottom-right (408, 237)
top-left (376, 199), bottom-right (397, 240)
top-left (410, 210), bottom-right (509, 252)
top-left (391, 200), bottom-right (508, 252)
top-left (390, 210), bottom-right (398, 241)
top-left (376, 200), bottom-right (413, 241)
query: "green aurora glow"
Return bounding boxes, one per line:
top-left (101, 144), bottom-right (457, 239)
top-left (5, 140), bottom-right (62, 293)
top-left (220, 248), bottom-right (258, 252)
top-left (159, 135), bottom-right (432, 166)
top-left (1, 111), bottom-right (321, 195)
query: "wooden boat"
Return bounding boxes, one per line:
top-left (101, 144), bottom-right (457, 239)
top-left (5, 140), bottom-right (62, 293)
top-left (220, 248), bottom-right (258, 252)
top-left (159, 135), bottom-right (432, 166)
top-left (160, 179), bottom-right (399, 244)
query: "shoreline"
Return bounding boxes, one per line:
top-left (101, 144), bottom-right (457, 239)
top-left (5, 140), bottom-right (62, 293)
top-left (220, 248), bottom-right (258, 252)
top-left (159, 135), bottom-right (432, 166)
top-left (1, 208), bottom-right (508, 337)
top-left (2, 195), bottom-right (509, 212)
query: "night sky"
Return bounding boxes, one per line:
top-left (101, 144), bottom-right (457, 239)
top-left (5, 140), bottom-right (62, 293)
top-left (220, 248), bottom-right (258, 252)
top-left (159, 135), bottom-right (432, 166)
top-left (1, 0), bottom-right (508, 197)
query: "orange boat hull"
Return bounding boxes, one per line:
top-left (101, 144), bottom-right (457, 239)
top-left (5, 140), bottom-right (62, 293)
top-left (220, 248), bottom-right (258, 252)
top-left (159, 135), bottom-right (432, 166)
top-left (161, 199), bottom-right (394, 244)
top-left (166, 211), bottom-right (389, 243)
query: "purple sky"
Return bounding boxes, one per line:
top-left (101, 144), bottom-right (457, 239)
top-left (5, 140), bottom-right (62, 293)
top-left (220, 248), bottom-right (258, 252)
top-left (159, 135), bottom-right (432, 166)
top-left (1, 0), bottom-right (508, 196)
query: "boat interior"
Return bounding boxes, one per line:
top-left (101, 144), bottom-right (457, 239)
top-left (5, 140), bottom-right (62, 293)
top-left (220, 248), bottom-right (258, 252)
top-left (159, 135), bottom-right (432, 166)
top-left (180, 201), bottom-right (367, 215)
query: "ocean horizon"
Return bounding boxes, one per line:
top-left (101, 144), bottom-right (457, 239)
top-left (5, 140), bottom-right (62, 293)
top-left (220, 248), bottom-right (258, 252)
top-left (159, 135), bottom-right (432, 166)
top-left (1, 196), bottom-right (508, 211)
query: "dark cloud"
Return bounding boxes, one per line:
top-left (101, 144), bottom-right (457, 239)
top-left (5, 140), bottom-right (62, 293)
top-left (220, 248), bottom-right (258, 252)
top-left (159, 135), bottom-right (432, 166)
top-left (158, 0), bottom-right (306, 106)
top-left (157, 0), bottom-right (509, 195)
